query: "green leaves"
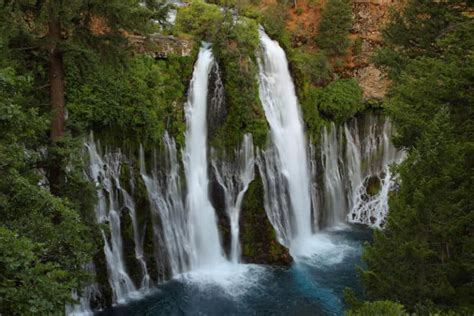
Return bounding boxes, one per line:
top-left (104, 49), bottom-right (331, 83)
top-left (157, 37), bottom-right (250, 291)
top-left (316, 0), bottom-right (352, 56)
top-left (316, 79), bottom-right (364, 123)
top-left (360, 3), bottom-right (474, 313)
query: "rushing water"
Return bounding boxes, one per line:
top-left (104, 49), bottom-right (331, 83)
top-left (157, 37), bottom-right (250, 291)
top-left (212, 134), bottom-right (255, 263)
top-left (183, 44), bottom-right (225, 268)
top-left (97, 226), bottom-right (371, 316)
top-left (85, 137), bottom-right (139, 304)
top-left (257, 29), bottom-right (314, 253)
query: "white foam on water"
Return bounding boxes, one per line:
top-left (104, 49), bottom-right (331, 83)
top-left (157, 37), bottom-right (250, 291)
top-left (291, 233), bottom-right (357, 267)
top-left (177, 263), bottom-right (267, 298)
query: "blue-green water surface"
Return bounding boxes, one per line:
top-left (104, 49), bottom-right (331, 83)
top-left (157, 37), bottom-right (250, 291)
top-left (98, 225), bottom-right (371, 316)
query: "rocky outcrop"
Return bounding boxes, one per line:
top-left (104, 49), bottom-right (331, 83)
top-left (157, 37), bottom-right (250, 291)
top-left (129, 33), bottom-right (193, 58)
top-left (351, 0), bottom-right (399, 100)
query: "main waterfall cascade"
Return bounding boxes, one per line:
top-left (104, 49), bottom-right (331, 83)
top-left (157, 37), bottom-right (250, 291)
top-left (69, 34), bottom-right (404, 314)
top-left (183, 44), bottom-right (227, 268)
top-left (257, 29), bottom-right (314, 253)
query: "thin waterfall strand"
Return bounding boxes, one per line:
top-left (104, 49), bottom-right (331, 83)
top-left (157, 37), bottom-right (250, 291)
top-left (212, 134), bottom-right (255, 263)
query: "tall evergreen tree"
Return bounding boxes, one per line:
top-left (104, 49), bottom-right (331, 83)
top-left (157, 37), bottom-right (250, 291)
top-left (316, 0), bottom-right (352, 56)
top-left (360, 1), bottom-right (474, 313)
top-left (1, 0), bottom-right (167, 194)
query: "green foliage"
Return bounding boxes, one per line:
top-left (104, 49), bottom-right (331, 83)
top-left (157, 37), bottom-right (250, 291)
top-left (260, 2), bottom-right (291, 46)
top-left (299, 83), bottom-right (324, 141)
top-left (346, 300), bottom-right (407, 316)
top-left (374, 0), bottom-right (469, 79)
top-left (316, 0), bottom-right (352, 56)
top-left (212, 14), bottom-right (268, 149)
top-left (361, 5), bottom-right (474, 313)
top-left (175, 0), bottom-right (224, 40)
top-left (293, 49), bottom-right (332, 86)
top-left (66, 52), bottom-right (194, 148)
top-left (0, 67), bottom-right (95, 315)
top-left (316, 79), bottom-right (364, 122)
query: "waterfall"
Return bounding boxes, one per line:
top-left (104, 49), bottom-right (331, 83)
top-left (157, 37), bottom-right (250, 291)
top-left (139, 134), bottom-right (190, 277)
top-left (122, 174), bottom-right (151, 290)
top-left (344, 122), bottom-right (362, 212)
top-left (85, 137), bottom-right (138, 304)
top-left (321, 123), bottom-right (347, 226)
top-left (183, 44), bottom-right (225, 268)
top-left (65, 264), bottom-right (101, 316)
top-left (316, 116), bottom-right (404, 229)
top-left (212, 134), bottom-right (255, 263)
top-left (346, 118), bottom-right (405, 227)
top-left (257, 30), bottom-right (313, 251)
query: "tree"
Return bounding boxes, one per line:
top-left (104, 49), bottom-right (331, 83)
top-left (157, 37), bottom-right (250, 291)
top-left (360, 3), bottom-right (474, 312)
top-left (374, 0), bottom-right (469, 79)
top-left (316, 0), bottom-right (352, 56)
top-left (0, 65), bottom-right (95, 314)
top-left (1, 0), bottom-right (166, 194)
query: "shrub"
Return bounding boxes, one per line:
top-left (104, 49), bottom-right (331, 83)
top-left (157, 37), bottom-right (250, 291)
top-left (347, 301), bottom-right (408, 316)
top-left (293, 49), bottom-right (333, 85)
top-left (316, 79), bottom-right (364, 122)
top-left (175, 0), bottom-right (223, 40)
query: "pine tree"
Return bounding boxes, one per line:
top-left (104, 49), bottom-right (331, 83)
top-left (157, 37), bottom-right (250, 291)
top-left (360, 2), bottom-right (474, 312)
top-left (316, 0), bottom-right (352, 56)
top-left (1, 0), bottom-right (167, 194)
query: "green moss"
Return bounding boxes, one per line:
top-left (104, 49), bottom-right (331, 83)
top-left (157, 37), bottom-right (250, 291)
top-left (366, 176), bottom-right (381, 197)
top-left (240, 173), bottom-right (291, 265)
top-left (175, 2), bottom-right (268, 150)
top-left (211, 15), bottom-right (268, 150)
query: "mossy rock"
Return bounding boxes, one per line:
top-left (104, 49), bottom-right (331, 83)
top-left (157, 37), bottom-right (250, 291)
top-left (366, 175), bottom-right (381, 197)
top-left (240, 173), bottom-right (292, 265)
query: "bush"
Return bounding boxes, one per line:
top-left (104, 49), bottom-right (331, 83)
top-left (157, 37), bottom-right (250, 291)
top-left (347, 301), bottom-right (407, 316)
top-left (175, 0), bottom-right (223, 40)
top-left (260, 2), bottom-right (289, 41)
top-left (66, 53), bottom-right (194, 148)
top-left (316, 79), bottom-right (364, 122)
top-left (212, 14), bottom-right (268, 149)
top-left (293, 49), bottom-right (332, 85)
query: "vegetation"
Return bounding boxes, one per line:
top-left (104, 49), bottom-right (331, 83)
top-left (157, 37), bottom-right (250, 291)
top-left (347, 300), bottom-right (407, 316)
top-left (0, 1), bottom-right (169, 313)
top-left (0, 65), bottom-right (95, 314)
top-left (2, 0), bottom-right (472, 314)
top-left (66, 53), bottom-right (195, 149)
top-left (316, 0), bottom-right (352, 56)
top-left (359, 1), bottom-right (474, 313)
top-left (176, 1), bottom-right (268, 149)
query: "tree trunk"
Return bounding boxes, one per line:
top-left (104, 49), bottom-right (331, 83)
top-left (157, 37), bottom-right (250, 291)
top-left (48, 20), bottom-right (65, 142)
top-left (48, 18), bottom-right (65, 195)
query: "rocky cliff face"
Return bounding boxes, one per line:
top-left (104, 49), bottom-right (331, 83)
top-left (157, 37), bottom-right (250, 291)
top-left (129, 33), bottom-right (194, 58)
top-left (351, 0), bottom-right (399, 100)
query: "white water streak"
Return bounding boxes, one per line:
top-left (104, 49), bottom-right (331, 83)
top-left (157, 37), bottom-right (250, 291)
top-left (183, 44), bottom-right (225, 268)
top-left (212, 134), bottom-right (255, 263)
